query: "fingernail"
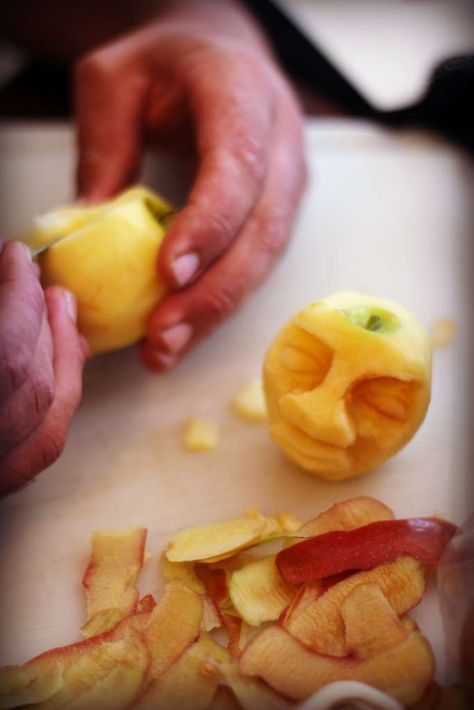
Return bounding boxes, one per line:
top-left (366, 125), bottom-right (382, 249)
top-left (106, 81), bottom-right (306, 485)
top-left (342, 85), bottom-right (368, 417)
top-left (160, 323), bottom-right (193, 353)
top-left (148, 351), bottom-right (177, 370)
top-left (17, 241), bottom-right (33, 262)
top-left (171, 252), bottom-right (199, 287)
top-left (63, 290), bottom-right (77, 323)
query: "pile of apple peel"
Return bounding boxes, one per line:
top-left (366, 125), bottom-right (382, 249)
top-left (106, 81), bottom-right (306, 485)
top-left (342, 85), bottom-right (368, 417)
top-left (0, 498), bottom-right (456, 709)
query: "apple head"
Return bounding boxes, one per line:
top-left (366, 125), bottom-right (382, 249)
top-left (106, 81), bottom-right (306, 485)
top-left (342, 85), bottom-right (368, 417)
top-left (263, 292), bottom-right (432, 480)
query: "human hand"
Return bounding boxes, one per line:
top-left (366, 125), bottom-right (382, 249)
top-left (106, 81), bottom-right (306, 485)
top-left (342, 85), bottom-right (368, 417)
top-left (0, 240), bottom-right (88, 495)
top-left (75, 0), bottom-right (307, 371)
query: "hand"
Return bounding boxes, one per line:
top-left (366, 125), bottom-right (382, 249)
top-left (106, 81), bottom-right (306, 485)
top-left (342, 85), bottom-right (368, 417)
top-left (0, 240), bottom-right (88, 495)
top-left (74, 0), bottom-right (307, 371)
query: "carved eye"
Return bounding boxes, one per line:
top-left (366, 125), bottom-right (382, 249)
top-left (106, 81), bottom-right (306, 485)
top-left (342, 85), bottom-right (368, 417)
top-left (347, 377), bottom-right (421, 441)
top-left (277, 325), bottom-right (333, 393)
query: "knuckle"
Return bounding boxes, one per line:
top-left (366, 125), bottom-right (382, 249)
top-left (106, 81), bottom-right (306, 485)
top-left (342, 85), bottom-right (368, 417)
top-left (198, 206), bottom-right (235, 246)
top-left (255, 207), bottom-right (291, 258)
top-left (74, 48), bottom-right (117, 87)
top-left (231, 136), bottom-right (267, 184)
top-left (212, 137), bottom-right (266, 190)
top-left (201, 280), bottom-right (242, 322)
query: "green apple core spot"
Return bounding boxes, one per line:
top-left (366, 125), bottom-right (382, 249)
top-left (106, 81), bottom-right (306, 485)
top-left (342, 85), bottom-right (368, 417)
top-left (340, 306), bottom-right (400, 333)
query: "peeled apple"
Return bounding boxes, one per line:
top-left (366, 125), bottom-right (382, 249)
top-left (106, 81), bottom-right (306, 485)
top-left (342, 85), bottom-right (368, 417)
top-left (26, 186), bottom-right (172, 354)
top-left (263, 292), bottom-right (432, 481)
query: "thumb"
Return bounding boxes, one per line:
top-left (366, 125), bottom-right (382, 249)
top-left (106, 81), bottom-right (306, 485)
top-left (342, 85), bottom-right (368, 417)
top-left (74, 49), bottom-right (149, 201)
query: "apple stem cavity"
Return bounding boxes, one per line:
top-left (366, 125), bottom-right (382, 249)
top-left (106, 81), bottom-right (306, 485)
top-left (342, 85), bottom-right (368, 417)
top-left (340, 306), bottom-right (400, 334)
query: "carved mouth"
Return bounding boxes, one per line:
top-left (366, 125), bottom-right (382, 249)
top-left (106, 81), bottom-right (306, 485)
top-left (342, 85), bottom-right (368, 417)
top-left (270, 421), bottom-right (351, 475)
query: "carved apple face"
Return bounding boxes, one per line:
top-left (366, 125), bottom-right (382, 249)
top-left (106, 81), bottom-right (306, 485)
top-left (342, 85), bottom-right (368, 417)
top-left (263, 292), bottom-right (432, 480)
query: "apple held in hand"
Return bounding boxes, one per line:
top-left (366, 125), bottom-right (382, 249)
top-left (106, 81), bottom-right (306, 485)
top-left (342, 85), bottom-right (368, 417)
top-left (263, 292), bottom-right (432, 480)
top-left (27, 187), bottom-right (172, 354)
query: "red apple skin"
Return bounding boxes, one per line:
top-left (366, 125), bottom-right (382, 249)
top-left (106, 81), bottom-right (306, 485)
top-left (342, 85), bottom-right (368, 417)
top-left (276, 518), bottom-right (457, 584)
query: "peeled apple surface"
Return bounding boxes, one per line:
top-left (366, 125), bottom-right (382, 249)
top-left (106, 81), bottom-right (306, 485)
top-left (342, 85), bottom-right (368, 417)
top-left (27, 187), bottom-right (172, 354)
top-left (263, 292), bottom-right (432, 481)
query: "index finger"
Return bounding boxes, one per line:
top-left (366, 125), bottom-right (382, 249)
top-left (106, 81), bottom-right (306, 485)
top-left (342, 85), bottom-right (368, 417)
top-left (0, 241), bottom-right (45, 400)
top-left (157, 49), bottom-right (275, 288)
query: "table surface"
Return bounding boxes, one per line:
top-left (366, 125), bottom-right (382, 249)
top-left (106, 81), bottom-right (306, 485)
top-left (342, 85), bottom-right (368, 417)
top-left (0, 120), bottom-right (472, 685)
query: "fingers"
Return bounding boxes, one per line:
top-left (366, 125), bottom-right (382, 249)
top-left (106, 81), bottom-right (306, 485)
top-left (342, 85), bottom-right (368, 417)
top-left (0, 288), bottom-right (87, 496)
top-left (157, 49), bottom-right (275, 289)
top-left (0, 314), bottom-right (54, 457)
top-left (75, 42), bottom-right (149, 201)
top-left (143, 96), bottom-right (306, 372)
top-left (0, 241), bottom-right (44, 401)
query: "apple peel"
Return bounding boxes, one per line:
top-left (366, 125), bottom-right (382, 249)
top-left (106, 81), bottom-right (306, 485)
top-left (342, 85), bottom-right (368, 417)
top-left (240, 625), bottom-right (434, 705)
top-left (39, 628), bottom-right (149, 710)
top-left (81, 608), bottom-right (125, 638)
top-left (133, 635), bottom-right (222, 710)
top-left (341, 583), bottom-right (410, 659)
top-left (83, 527), bottom-right (147, 624)
top-left (209, 685), bottom-right (241, 710)
top-left (160, 554), bottom-right (206, 594)
top-left (0, 663), bottom-right (64, 709)
top-left (142, 581), bottom-right (203, 682)
top-left (222, 660), bottom-right (290, 710)
top-left (166, 511), bottom-right (277, 563)
top-left (195, 564), bottom-right (229, 607)
top-left (277, 518), bottom-right (456, 584)
top-left (295, 497), bottom-right (395, 539)
top-left (136, 595), bottom-right (157, 615)
top-left (202, 596), bottom-right (222, 632)
top-left (223, 614), bottom-right (248, 658)
top-left (229, 555), bottom-right (297, 626)
top-left (282, 556), bottom-right (425, 657)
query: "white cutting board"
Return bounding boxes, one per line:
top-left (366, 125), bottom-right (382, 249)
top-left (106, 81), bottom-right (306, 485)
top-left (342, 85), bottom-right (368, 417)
top-left (0, 121), bottom-right (471, 685)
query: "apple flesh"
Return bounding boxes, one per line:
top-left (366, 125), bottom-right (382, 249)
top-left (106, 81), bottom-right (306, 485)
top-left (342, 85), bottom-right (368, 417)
top-left (277, 518), bottom-right (457, 584)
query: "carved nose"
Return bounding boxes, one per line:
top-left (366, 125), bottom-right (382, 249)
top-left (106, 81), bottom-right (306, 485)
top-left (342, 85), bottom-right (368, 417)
top-left (280, 389), bottom-right (356, 448)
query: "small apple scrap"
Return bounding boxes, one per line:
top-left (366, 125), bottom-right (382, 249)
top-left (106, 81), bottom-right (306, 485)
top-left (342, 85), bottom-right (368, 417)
top-left (232, 380), bottom-right (267, 422)
top-left (184, 417), bottom-right (220, 452)
top-left (0, 497), bottom-right (456, 709)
